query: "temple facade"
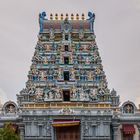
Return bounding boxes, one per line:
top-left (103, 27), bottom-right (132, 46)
top-left (0, 12), bottom-right (140, 140)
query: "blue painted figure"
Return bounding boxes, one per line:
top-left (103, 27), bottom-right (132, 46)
top-left (87, 11), bottom-right (95, 31)
top-left (76, 43), bottom-right (81, 51)
top-left (88, 12), bottom-right (95, 20)
top-left (39, 12), bottom-right (47, 33)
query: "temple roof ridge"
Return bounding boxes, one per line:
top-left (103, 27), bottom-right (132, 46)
top-left (39, 11), bottom-right (95, 33)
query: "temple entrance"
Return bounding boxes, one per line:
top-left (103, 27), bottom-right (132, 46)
top-left (53, 120), bottom-right (80, 140)
top-left (55, 125), bottom-right (80, 140)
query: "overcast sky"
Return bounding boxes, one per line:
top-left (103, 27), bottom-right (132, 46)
top-left (0, 0), bottom-right (140, 106)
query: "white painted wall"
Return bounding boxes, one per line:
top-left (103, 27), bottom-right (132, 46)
top-left (134, 125), bottom-right (139, 140)
top-left (117, 125), bottom-right (122, 140)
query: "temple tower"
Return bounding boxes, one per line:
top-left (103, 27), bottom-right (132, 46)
top-left (17, 12), bottom-right (120, 140)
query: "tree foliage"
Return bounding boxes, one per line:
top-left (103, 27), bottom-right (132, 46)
top-left (0, 122), bottom-right (20, 140)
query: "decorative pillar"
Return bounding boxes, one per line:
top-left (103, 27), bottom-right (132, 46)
top-left (112, 123), bottom-right (120, 140)
top-left (80, 118), bottom-right (84, 140)
top-left (137, 124), bottom-right (140, 140)
top-left (19, 124), bottom-right (24, 140)
top-left (49, 118), bottom-right (54, 140)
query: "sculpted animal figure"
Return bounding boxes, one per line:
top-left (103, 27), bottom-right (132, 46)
top-left (39, 11), bottom-right (47, 32)
top-left (88, 11), bottom-right (95, 31)
top-left (88, 11), bottom-right (95, 20)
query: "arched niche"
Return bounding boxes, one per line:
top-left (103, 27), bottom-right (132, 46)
top-left (2, 101), bottom-right (18, 115)
top-left (121, 101), bottom-right (137, 114)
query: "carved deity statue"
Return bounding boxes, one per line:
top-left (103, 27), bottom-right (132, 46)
top-left (55, 91), bottom-right (61, 99)
top-left (6, 104), bottom-right (16, 114)
top-left (70, 68), bottom-right (75, 79)
top-left (49, 29), bottom-right (55, 40)
top-left (79, 30), bottom-right (84, 40)
top-left (35, 88), bottom-right (43, 100)
top-left (87, 70), bottom-right (93, 80)
top-left (85, 57), bottom-right (90, 64)
top-left (80, 90), bottom-right (86, 101)
top-left (95, 67), bottom-right (101, 74)
top-left (72, 89), bottom-right (80, 100)
top-left (87, 11), bottom-right (95, 31)
top-left (70, 54), bottom-right (73, 64)
top-left (124, 104), bottom-right (134, 114)
top-left (58, 68), bottom-right (63, 79)
top-left (39, 12), bottom-right (47, 33)
top-left (44, 56), bottom-right (48, 64)
top-left (40, 71), bottom-right (46, 80)
top-left (44, 44), bottom-right (50, 51)
top-left (89, 89), bottom-right (98, 101)
top-left (28, 84), bottom-right (35, 95)
top-left (33, 51), bottom-right (44, 62)
top-left (44, 90), bottom-right (53, 100)
top-left (48, 91), bottom-right (54, 99)
top-left (98, 88), bottom-right (105, 95)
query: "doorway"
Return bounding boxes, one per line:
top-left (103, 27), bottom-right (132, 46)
top-left (55, 125), bottom-right (80, 140)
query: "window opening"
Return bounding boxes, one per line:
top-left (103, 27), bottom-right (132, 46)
top-left (65, 45), bottom-right (69, 51)
top-left (63, 90), bottom-right (70, 101)
top-left (65, 35), bottom-right (69, 40)
top-left (64, 57), bottom-right (69, 64)
top-left (64, 71), bottom-right (69, 81)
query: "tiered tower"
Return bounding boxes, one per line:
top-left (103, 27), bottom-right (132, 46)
top-left (17, 12), bottom-right (120, 140)
top-left (18, 12), bottom-right (119, 106)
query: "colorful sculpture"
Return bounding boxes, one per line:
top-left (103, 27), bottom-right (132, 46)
top-left (18, 12), bottom-right (120, 105)
top-left (39, 11), bottom-right (47, 33)
top-left (88, 11), bottom-right (95, 31)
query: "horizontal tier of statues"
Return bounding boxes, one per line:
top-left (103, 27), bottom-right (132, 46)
top-left (20, 84), bottom-right (110, 102)
top-left (28, 68), bottom-right (106, 82)
top-left (36, 41), bottom-right (97, 52)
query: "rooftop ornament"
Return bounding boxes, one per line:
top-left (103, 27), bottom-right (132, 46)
top-left (39, 11), bottom-right (47, 33)
top-left (39, 11), bottom-right (96, 32)
top-left (50, 13), bottom-right (53, 20)
top-left (87, 11), bottom-right (95, 31)
top-left (71, 14), bottom-right (74, 20)
top-left (66, 13), bottom-right (69, 20)
top-left (82, 13), bottom-right (85, 20)
top-left (76, 14), bottom-right (79, 20)
top-left (55, 13), bottom-right (58, 20)
top-left (61, 14), bottom-right (63, 20)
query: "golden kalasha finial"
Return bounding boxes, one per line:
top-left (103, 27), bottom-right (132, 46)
top-left (66, 13), bottom-right (68, 19)
top-left (82, 13), bottom-right (85, 20)
top-left (71, 13), bottom-right (74, 20)
top-left (61, 14), bottom-right (63, 20)
top-left (50, 13), bottom-right (53, 20)
top-left (55, 13), bottom-right (58, 20)
top-left (76, 14), bottom-right (79, 20)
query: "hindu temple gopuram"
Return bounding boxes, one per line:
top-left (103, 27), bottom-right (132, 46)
top-left (0, 12), bottom-right (140, 140)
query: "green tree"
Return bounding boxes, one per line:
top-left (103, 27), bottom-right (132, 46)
top-left (0, 122), bottom-right (20, 140)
